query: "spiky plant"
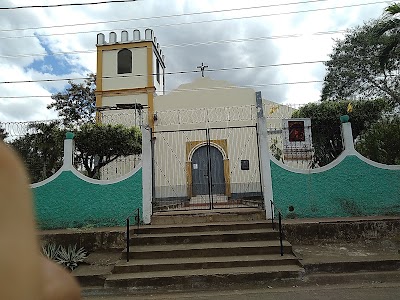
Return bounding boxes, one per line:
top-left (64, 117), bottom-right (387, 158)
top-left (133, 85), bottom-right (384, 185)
top-left (41, 243), bottom-right (59, 261)
top-left (56, 244), bottom-right (87, 270)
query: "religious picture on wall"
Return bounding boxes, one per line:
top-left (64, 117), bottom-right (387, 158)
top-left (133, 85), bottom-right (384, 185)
top-left (288, 121), bottom-right (305, 142)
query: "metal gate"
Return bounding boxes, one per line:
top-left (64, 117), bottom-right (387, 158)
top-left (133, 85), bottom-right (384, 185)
top-left (152, 126), bottom-right (263, 212)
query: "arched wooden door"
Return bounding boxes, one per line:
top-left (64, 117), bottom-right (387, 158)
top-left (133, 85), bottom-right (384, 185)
top-left (192, 145), bottom-right (225, 196)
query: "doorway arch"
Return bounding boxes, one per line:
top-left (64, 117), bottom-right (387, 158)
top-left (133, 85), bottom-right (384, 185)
top-left (191, 145), bottom-right (225, 196)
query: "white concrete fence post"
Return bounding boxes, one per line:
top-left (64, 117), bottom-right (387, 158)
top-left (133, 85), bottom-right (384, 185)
top-left (255, 91), bottom-right (273, 220)
top-left (341, 119), bottom-right (355, 154)
top-left (62, 132), bottom-right (75, 171)
top-left (141, 126), bottom-right (153, 224)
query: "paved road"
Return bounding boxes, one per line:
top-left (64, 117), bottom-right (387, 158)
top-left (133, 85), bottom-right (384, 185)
top-left (83, 283), bottom-right (400, 300)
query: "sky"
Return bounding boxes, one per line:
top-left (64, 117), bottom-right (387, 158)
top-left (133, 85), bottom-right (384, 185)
top-left (0, 0), bottom-right (391, 122)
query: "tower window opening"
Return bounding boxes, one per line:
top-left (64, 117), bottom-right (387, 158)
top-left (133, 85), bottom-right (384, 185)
top-left (117, 48), bottom-right (132, 74)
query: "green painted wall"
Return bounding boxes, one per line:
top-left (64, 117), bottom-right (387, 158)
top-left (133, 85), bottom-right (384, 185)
top-left (271, 156), bottom-right (400, 219)
top-left (33, 169), bottom-right (142, 230)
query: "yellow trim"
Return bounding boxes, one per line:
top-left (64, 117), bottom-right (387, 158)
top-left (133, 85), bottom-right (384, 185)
top-left (96, 41), bottom-right (153, 52)
top-left (96, 87), bottom-right (155, 98)
top-left (146, 46), bottom-right (154, 88)
top-left (185, 139), bottom-right (231, 197)
top-left (224, 159), bottom-right (231, 197)
top-left (186, 162), bottom-right (192, 199)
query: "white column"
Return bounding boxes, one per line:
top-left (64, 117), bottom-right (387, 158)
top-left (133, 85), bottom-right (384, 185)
top-left (255, 92), bottom-right (273, 219)
top-left (62, 132), bottom-right (75, 170)
top-left (141, 126), bottom-right (153, 224)
top-left (341, 121), bottom-right (356, 154)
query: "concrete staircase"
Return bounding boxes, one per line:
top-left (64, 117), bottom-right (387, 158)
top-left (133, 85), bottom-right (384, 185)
top-left (104, 209), bottom-right (304, 290)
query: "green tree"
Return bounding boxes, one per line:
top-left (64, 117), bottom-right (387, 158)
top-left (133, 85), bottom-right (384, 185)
top-left (375, 3), bottom-right (400, 68)
top-left (10, 122), bottom-right (65, 183)
top-left (74, 123), bottom-right (142, 178)
top-left (0, 124), bottom-right (7, 140)
top-left (47, 74), bottom-right (142, 179)
top-left (321, 20), bottom-right (400, 104)
top-left (47, 73), bottom-right (96, 126)
top-left (356, 116), bottom-right (400, 165)
top-left (10, 122), bottom-right (142, 181)
top-left (292, 99), bottom-right (392, 166)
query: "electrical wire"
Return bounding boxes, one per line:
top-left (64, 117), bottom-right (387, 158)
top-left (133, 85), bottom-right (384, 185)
top-left (0, 1), bottom-right (388, 41)
top-left (0, 79), bottom-right (324, 99)
top-left (0, 0), bottom-right (332, 32)
top-left (0, 0), bottom-right (140, 10)
top-left (0, 60), bottom-right (326, 84)
top-left (0, 30), bottom-right (346, 59)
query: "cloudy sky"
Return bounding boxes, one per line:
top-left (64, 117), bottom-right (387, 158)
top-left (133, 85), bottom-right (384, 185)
top-left (0, 0), bottom-right (391, 122)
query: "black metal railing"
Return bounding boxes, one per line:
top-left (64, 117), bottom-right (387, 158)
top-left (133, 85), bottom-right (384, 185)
top-left (278, 211), bottom-right (284, 256)
top-left (125, 208), bottom-right (140, 262)
top-left (270, 201), bottom-right (284, 256)
top-left (270, 200), bottom-right (275, 230)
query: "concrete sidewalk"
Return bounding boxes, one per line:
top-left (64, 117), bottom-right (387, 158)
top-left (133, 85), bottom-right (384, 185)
top-left (82, 283), bottom-right (400, 300)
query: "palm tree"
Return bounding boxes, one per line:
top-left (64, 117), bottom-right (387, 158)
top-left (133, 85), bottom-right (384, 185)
top-left (375, 3), bottom-right (400, 68)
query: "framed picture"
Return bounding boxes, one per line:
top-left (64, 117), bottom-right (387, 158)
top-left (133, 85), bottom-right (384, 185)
top-left (288, 121), bottom-right (305, 142)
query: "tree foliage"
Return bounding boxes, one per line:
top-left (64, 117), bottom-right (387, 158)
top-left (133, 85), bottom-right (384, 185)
top-left (356, 116), bottom-right (400, 165)
top-left (74, 123), bottom-right (142, 178)
top-left (47, 73), bottom-right (96, 126)
top-left (292, 99), bottom-right (392, 166)
top-left (10, 122), bottom-right (65, 183)
top-left (10, 122), bottom-right (142, 181)
top-left (321, 20), bottom-right (400, 104)
top-left (0, 124), bottom-right (7, 140)
top-left (375, 3), bottom-right (400, 68)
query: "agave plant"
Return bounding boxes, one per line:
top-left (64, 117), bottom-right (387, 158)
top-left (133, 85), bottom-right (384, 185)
top-left (56, 244), bottom-right (88, 270)
top-left (41, 243), bottom-right (59, 261)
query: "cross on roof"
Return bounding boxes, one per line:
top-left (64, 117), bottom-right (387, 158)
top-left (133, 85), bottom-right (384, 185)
top-left (197, 62), bottom-right (208, 77)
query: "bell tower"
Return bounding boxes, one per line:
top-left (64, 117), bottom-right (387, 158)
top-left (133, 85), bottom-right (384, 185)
top-left (95, 29), bottom-right (165, 127)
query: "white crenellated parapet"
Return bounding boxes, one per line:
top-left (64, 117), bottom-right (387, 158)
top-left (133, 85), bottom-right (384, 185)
top-left (97, 29), bottom-right (164, 64)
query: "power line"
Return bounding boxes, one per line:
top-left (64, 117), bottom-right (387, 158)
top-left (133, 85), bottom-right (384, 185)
top-left (0, 1), bottom-right (387, 40)
top-left (0, 60), bottom-right (326, 85)
top-left (0, 0), bottom-right (332, 32)
top-left (0, 30), bottom-right (346, 59)
top-left (0, 79), bottom-right (324, 99)
top-left (0, 0), bottom-right (139, 10)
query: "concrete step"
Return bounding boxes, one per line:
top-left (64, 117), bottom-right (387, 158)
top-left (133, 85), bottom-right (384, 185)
top-left (123, 240), bottom-right (292, 259)
top-left (305, 270), bottom-right (400, 286)
top-left (303, 257), bottom-right (400, 273)
top-left (133, 220), bottom-right (274, 235)
top-left (105, 264), bottom-right (304, 289)
top-left (131, 228), bottom-right (279, 245)
top-left (113, 253), bottom-right (300, 273)
top-left (72, 265), bottom-right (113, 287)
top-left (151, 208), bottom-right (266, 225)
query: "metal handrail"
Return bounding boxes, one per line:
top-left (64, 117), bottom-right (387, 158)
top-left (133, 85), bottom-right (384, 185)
top-left (126, 208), bottom-right (140, 262)
top-left (270, 200), bottom-right (275, 230)
top-left (269, 201), bottom-right (283, 256)
top-left (278, 211), bottom-right (284, 256)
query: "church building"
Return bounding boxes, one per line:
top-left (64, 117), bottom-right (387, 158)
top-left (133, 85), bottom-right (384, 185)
top-left (95, 29), bottom-right (312, 211)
